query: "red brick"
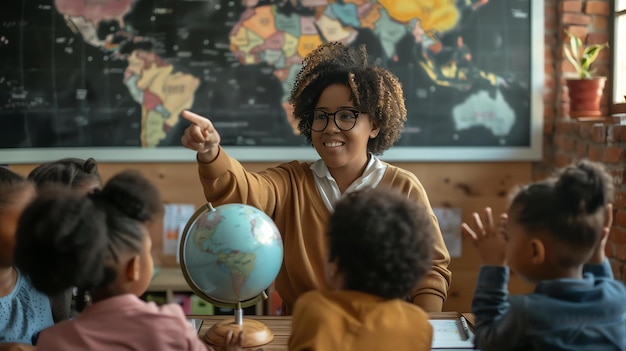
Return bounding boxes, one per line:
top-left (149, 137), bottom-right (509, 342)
top-left (587, 145), bottom-right (603, 161)
top-left (563, 136), bottom-right (576, 152)
top-left (603, 146), bottom-right (624, 163)
top-left (592, 15), bottom-right (608, 30)
top-left (609, 258), bottom-right (621, 277)
top-left (555, 153), bottom-right (573, 167)
top-left (615, 243), bottom-right (626, 261)
top-left (614, 191), bottom-right (626, 209)
top-left (591, 124), bottom-right (607, 143)
top-left (564, 25), bottom-right (588, 40)
top-left (576, 140), bottom-right (588, 157)
top-left (615, 210), bottom-right (626, 228)
top-left (562, 13), bottom-right (592, 25)
top-left (544, 118), bottom-right (555, 133)
top-left (609, 227), bottom-right (626, 245)
top-left (556, 120), bottom-right (574, 133)
top-left (585, 1), bottom-right (610, 15)
top-left (578, 123), bottom-right (593, 139)
top-left (560, 0), bottom-right (583, 12)
top-left (587, 33), bottom-right (609, 45)
top-left (609, 168), bottom-right (624, 185)
top-left (607, 125), bottom-right (624, 142)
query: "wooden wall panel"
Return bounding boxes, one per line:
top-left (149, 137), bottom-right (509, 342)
top-left (9, 160), bottom-right (534, 312)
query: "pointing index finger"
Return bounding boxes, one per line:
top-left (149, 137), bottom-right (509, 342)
top-left (182, 110), bottom-right (211, 128)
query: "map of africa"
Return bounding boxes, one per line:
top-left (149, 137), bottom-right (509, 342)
top-left (0, 0), bottom-right (534, 153)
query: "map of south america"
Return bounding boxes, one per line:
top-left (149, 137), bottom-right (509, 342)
top-left (55, 0), bottom-right (200, 147)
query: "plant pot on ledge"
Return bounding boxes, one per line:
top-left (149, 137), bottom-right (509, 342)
top-left (566, 76), bottom-right (606, 118)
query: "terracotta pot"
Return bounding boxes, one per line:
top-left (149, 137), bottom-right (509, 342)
top-left (566, 77), bottom-right (606, 118)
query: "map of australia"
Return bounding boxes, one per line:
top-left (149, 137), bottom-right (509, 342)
top-left (0, 0), bottom-right (532, 150)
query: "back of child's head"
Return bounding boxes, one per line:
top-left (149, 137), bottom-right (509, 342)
top-left (28, 157), bottom-right (101, 191)
top-left (0, 167), bottom-right (32, 212)
top-left (510, 159), bottom-right (613, 266)
top-left (289, 42), bottom-right (407, 154)
top-left (328, 187), bottom-right (434, 299)
top-left (14, 170), bottom-right (163, 304)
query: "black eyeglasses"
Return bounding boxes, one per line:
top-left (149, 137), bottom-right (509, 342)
top-left (306, 108), bottom-right (361, 132)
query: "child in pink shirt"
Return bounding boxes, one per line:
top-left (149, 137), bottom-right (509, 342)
top-left (13, 170), bottom-right (207, 351)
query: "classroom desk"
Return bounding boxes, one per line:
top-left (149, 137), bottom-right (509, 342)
top-left (193, 312), bottom-right (475, 351)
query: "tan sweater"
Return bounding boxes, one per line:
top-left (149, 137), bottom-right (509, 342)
top-left (289, 290), bottom-right (433, 351)
top-left (197, 148), bottom-right (451, 313)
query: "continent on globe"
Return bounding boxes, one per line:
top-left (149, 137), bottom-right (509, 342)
top-left (182, 203), bottom-right (283, 304)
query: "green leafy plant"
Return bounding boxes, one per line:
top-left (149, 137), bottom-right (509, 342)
top-left (564, 29), bottom-right (609, 79)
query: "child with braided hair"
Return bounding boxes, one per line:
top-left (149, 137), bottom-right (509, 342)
top-left (13, 170), bottom-right (207, 351)
top-left (181, 41), bottom-right (451, 313)
top-left (463, 160), bottom-right (626, 350)
top-left (28, 157), bottom-right (102, 194)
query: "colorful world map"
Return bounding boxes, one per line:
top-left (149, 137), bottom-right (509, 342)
top-left (0, 0), bottom-right (532, 151)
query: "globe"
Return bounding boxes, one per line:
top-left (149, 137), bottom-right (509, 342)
top-left (179, 202), bottom-right (284, 347)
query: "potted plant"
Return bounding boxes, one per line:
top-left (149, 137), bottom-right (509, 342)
top-left (563, 29), bottom-right (609, 118)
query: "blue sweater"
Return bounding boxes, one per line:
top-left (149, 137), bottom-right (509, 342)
top-left (472, 259), bottom-right (626, 351)
top-left (0, 269), bottom-right (54, 344)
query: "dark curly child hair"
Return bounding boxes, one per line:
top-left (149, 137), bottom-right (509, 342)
top-left (509, 159), bottom-right (614, 267)
top-left (13, 170), bottom-right (163, 311)
top-left (0, 167), bottom-right (32, 212)
top-left (289, 42), bottom-right (407, 155)
top-left (28, 157), bottom-right (101, 190)
top-left (328, 186), bottom-right (434, 299)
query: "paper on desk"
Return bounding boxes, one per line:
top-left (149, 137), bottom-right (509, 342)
top-left (433, 208), bottom-right (462, 258)
top-left (162, 203), bottom-right (196, 258)
top-left (429, 319), bottom-right (474, 349)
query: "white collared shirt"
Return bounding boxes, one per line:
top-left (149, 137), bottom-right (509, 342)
top-left (310, 155), bottom-right (388, 211)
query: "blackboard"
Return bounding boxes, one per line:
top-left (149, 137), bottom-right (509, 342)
top-left (0, 0), bottom-right (543, 163)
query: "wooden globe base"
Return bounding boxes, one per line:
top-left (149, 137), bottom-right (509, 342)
top-left (203, 319), bottom-right (274, 348)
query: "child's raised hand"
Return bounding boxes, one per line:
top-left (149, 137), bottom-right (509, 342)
top-left (181, 110), bottom-right (221, 162)
top-left (461, 207), bottom-right (508, 266)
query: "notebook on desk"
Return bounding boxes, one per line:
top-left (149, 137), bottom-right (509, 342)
top-left (429, 318), bottom-right (475, 349)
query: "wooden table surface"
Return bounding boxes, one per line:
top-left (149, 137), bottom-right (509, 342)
top-left (192, 312), bottom-right (474, 351)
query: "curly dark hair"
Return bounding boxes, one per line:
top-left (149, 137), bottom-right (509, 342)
top-left (14, 170), bottom-right (162, 310)
top-left (328, 186), bottom-right (434, 299)
top-left (0, 167), bottom-right (32, 213)
top-left (510, 159), bottom-right (613, 267)
top-left (289, 42), bottom-right (407, 155)
top-left (28, 157), bottom-right (101, 190)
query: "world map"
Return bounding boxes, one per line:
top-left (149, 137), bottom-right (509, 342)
top-left (0, 0), bottom-right (533, 151)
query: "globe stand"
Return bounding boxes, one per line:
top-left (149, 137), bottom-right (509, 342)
top-left (203, 302), bottom-right (274, 348)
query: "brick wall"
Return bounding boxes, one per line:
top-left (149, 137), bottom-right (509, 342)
top-left (540, 0), bottom-right (625, 282)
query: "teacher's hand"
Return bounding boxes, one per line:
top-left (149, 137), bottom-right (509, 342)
top-left (181, 110), bottom-right (221, 163)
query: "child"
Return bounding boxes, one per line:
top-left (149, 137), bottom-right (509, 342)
top-left (13, 170), bottom-right (207, 351)
top-left (288, 187), bottom-right (434, 350)
top-left (462, 160), bottom-right (626, 350)
top-left (0, 168), bottom-right (54, 349)
top-left (28, 157), bottom-right (102, 194)
top-left (28, 157), bottom-right (103, 321)
top-left (181, 41), bottom-right (451, 313)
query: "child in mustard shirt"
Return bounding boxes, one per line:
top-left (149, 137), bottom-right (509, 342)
top-left (288, 186), bottom-right (435, 351)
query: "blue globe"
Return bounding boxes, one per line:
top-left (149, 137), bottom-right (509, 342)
top-left (180, 203), bottom-right (283, 306)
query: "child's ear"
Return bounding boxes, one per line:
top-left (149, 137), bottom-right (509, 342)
top-left (603, 204), bottom-right (613, 231)
top-left (126, 255), bottom-right (141, 282)
top-left (529, 238), bottom-right (545, 265)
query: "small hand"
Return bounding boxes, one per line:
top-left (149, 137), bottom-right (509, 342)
top-left (461, 207), bottom-right (507, 266)
top-left (217, 331), bottom-right (264, 351)
top-left (181, 110), bottom-right (221, 162)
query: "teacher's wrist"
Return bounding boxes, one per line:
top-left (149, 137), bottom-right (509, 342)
top-left (197, 146), bottom-right (220, 164)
